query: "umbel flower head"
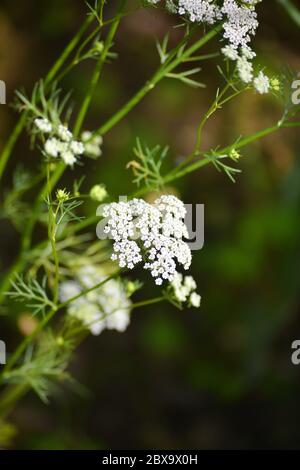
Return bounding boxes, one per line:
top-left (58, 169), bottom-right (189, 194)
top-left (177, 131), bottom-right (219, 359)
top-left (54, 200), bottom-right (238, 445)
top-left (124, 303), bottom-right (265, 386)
top-left (59, 265), bottom-right (131, 335)
top-left (148, 0), bottom-right (270, 92)
top-left (103, 195), bottom-right (193, 286)
top-left (34, 118), bottom-right (103, 167)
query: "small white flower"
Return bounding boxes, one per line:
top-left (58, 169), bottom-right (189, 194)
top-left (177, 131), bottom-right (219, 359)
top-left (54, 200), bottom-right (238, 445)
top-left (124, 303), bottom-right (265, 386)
top-left (170, 272), bottom-right (200, 307)
top-left (221, 45), bottom-right (239, 61)
top-left (237, 56), bottom-right (253, 83)
top-left (34, 117), bottom-right (52, 133)
top-left (81, 131), bottom-right (103, 158)
top-left (241, 45), bottom-right (256, 60)
top-left (184, 275), bottom-right (197, 290)
top-left (189, 292), bottom-right (201, 308)
top-left (70, 140), bottom-right (85, 155)
top-left (61, 150), bottom-right (77, 166)
top-left (44, 137), bottom-right (60, 157)
top-left (253, 71), bottom-right (270, 94)
top-left (57, 124), bottom-right (73, 142)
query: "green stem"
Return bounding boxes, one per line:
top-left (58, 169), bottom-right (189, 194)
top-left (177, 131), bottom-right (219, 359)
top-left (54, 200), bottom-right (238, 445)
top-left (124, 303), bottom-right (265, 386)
top-left (68, 296), bottom-right (165, 337)
top-left (73, 0), bottom-right (127, 137)
top-left (95, 24), bottom-right (222, 137)
top-left (47, 165), bottom-right (60, 303)
top-left (171, 85), bottom-right (245, 174)
top-left (166, 121), bottom-right (300, 183)
top-left (131, 121), bottom-right (300, 197)
top-left (0, 114), bottom-right (27, 183)
top-left (0, 163), bottom-right (65, 302)
top-left (130, 296), bottom-right (165, 310)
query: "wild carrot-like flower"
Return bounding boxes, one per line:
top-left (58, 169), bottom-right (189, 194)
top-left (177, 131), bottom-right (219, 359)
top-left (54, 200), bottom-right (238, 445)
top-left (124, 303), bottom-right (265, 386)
top-left (103, 195), bottom-right (193, 286)
top-left (148, 0), bottom-right (269, 91)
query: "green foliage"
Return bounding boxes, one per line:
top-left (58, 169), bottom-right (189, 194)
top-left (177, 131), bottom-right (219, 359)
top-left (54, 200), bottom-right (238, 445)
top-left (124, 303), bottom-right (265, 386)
top-left (7, 275), bottom-right (56, 316)
top-left (205, 148), bottom-right (242, 182)
top-left (15, 80), bottom-right (72, 143)
top-left (127, 138), bottom-right (168, 189)
top-left (3, 332), bottom-right (72, 403)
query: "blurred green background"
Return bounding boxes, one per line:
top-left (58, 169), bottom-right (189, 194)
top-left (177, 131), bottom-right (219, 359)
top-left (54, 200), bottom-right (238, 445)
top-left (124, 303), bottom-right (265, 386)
top-left (0, 0), bottom-right (300, 449)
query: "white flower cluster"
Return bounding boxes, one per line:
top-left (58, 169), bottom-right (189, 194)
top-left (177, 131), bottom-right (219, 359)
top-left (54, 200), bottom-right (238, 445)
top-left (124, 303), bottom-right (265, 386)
top-left (103, 195), bottom-right (192, 286)
top-left (170, 272), bottom-right (201, 307)
top-left (34, 118), bottom-right (103, 166)
top-left (59, 265), bottom-right (131, 335)
top-left (148, 0), bottom-right (270, 93)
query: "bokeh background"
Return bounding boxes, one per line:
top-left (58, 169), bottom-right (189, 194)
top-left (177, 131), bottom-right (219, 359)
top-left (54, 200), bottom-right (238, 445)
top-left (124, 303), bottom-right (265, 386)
top-left (0, 0), bottom-right (300, 449)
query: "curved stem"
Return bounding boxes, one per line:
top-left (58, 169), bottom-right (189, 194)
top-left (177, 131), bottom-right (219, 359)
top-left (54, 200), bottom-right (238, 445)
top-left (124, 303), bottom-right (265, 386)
top-left (95, 24), bottom-right (222, 137)
top-left (165, 121), bottom-right (300, 184)
top-left (73, 0), bottom-right (127, 137)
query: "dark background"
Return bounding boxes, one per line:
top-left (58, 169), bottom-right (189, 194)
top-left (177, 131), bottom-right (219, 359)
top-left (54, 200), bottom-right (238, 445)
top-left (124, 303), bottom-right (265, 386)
top-left (0, 0), bottom-right (300, 449)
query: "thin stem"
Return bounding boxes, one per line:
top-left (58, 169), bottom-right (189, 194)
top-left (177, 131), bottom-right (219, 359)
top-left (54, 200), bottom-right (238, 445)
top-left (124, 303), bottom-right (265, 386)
top-left (194, 82), bottom-right (232, 152)
top-left (166, 121), bottom-right (300, 183)
top-left (57, 271), bottom-right (121, 311)
top-left (94, 24), bottom-right (222, 137)
top-left (73, 0), bottom-right (127, 137)
top-left (0, 163), bottom-right (65, 302)
top-left (67, 295), bottom-right (165, 337)
top-left (0, 114), bottom-right (27, 183)
top-left (172, 84), bottom-right (246, 174)
top-left (130, 121), bottom-right (300, 197)
top-left (130, 296), bottom-right (165, 310)
top-left (47, 165), bottom-right (60, 303)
